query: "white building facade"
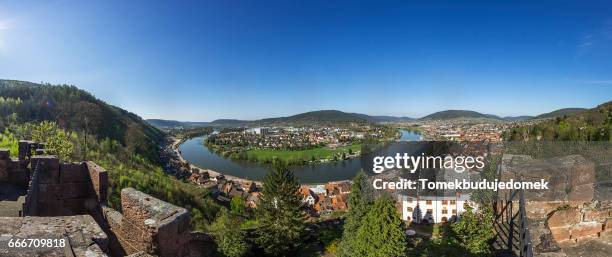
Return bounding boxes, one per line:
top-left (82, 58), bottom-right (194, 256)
top-left (399, 193), bottom-right (473, 223)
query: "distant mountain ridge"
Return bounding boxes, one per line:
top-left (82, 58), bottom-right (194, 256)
top-left (147, 110), bottom-right (414, 128)
top-left (259, 110), bottom-right (370, 124)
top-left (419, 110), bottom-right (501, 120)
top-left (147, 105), bottom-right (601, 129)
top-left (146, 119), bottom-right (212, 128)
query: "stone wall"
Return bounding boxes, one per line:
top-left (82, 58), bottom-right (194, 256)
top-left (0, 149), bottom-right (30, 187)
top-left (102, 188), bottom-right (193, 257)
top-left (1, 139), bottom-right (211, 257)
top-left (29, 156), bottom-right (102, 216)
top-left (21, 160), bottom-right (40, 216)
top-left (87, 161), bottom-right (109, 205)
top-left (548, 201), bottom-right (612, 244)
top-left (0, 215), bottom-right (109, 257)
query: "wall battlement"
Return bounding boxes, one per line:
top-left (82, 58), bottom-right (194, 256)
top-left (0, 140), bottom-right (207, 257)
top-left (102, 188), bottom-right (192, 257)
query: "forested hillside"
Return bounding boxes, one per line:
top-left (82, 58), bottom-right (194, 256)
top-left (0, 80), bottom-right (220, 230)
top-left (532, 107), bottom-right (587, 119)
top-left (0, 79), bottom-right (164, 162)
top-left (504, 101), bottom-right (611, 141)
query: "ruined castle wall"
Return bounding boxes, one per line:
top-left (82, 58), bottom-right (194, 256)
top-left (29, 156), bottom-right (101, 216)
top-left (21, 162), bottom-right (40, 216)
top-left (2, 140), bottom-right (207, 257)
top-left (0, 149), bottom-right (30, 186)
top-left (87, 161), bottom-right (108, 205)
top-left (154, 209), bottom-right (191, 257)
top-left (106, 188), bottom-right (192, 257)
top-left (0, 149), bottom-right (11, 183)
top-left (548, 201), bottom-right (612, 244)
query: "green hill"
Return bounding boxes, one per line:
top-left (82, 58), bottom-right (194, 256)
top-left (420, 110), bottom-right (501, 120)
top-left (504, 101), bottom-right (611, 141)
top-left (259, 110), bottom-right (370, 124)
top-left (0, 79), bottom-right (220, 230)
top-left (230, 110), bottom-right (413, 126)
top-left (532, 108), bottom-right (587, 119)
top-left (0, 79), bottom-right (164, 162)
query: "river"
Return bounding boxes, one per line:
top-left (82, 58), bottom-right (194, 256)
top-left (178, 129), bottom-right (421, 184)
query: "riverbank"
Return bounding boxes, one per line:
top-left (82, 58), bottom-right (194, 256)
top-left (171, 136), bottom-right (263, 185)
top-left (205, 139), bottom-right (362, 166)
top-left (172, 135), bottom-right (361, 186)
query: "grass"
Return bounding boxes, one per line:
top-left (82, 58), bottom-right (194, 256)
top-left (245, 144), bottom-right (361, 164)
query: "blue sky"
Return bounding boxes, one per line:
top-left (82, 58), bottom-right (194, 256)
top-left (0, 0), bottom-right (611, 121)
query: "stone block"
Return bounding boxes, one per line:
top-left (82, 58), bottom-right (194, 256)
top-left (18, 140), bottom-right (32, 159)
top-left (58, 182), bottom-right (90, 199)
top-left (102, 206), bottom-right (124, 231)
top-left (119, 187), bottom-right (191, 256)
top-left (178, 212), bottom-right (190, 233)
top-left (37, 183), bottom-right (60, 201)
top-left (548, 208), bottom-right (581, 228)
top-left (156, 214), bottom-right (191, 257)
top-left (550, 227), bottom-right (571, 242)
top-left (87, 161), bottom-right (108, 204)
top-left (572, 161), bottom-right (596, 185)
top-left (574, 233), bottom-right (598, 243)
top-left (9, 169), bottom-right (29, 186)
top-left (583, 209), bottom-right (610, 222)
top-left (571, 222), bottom-right (603, 239)
top-left (59, 162), bottom-right (88, 183)
top-left (526, 201), bottom-right (565, 219)
top-left (0, 216), bottom-right (108, 256)
top-left (567, 184), bottom-right (594, 203)
top-left (605, 219), bottom-right (612, 231)
top-left (32, 156), bottom-right (60, 184)
top-left (36, 199), bottom-right (64, 216)
top-left (60, 198), bottom-right (86, 215)
top-left (0, 160), bottom-right (8, 181)
top-left (0, 149), bottom-right (9, 160)
top-left (601, 228), bottom-right (612, 239)
top-left (11, 159), bottom-right (29, 170)
top-left (0, 159), bottom-right (7, 170)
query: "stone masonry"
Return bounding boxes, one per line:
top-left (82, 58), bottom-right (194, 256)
top-left (102, 188), bottom-right (191, 257)
top-left (0, 141), bottom-right (210, 257)
top-left (0, 215), bottom-right (108, 257)
top-left (501, 154), bottom-right (612, 257)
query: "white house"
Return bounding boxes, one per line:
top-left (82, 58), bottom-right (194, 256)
top-left (398, 193), bottom-right (473, 223)
top-left (303, 194), bottom-right (316, 205)
top-left (310, 185), bottom-right (327, 196)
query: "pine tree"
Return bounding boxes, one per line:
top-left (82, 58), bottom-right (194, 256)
top-left (337, 170), bottom-right (372, 257)
top-left (256, 165), bottom-right (305, 256)
top-left (353, 195), bottom-right (407, 257)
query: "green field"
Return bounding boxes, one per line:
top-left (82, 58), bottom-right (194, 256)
top-left (245, 144), bottom-right (361, 164)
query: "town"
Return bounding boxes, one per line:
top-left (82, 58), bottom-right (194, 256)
top-left (396, 119), bottom-right (540, 142)
top-left (160, 120), bottom-right (515, 219)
